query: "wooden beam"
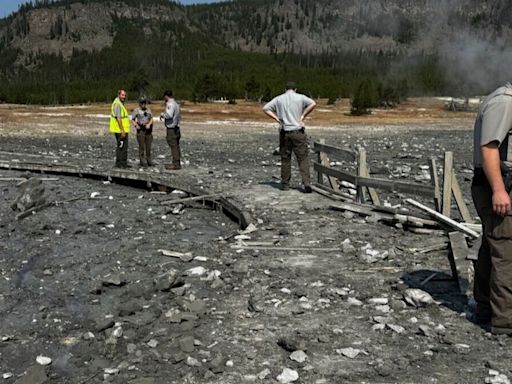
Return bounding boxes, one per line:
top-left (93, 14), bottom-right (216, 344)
top-left (451, 173), bottom-right (474, 224)
top-left (357, 148), bottom-right (367, 203)
top-left (312, 142), bottom-right (357, 161)
top-left (313, 162), bottom-right (435, 197)
top-left (0, 160), bottom-right (251, 230)
top-left (356, 176), bottom-right (436, 197)
top-left (358, 148), bottom-right (381, 206)
top-left (448, 231), bottom-right (470, 294)
top-left (313, 162), bottom-right (357, 184)
top-left (405, 198), bottom-right (479, 238)
top-left (429, 158), bottom-right (441, 212)
top-left (317, 139), bottom-right (341, 192)
top-left (442, 152), bottom-right (454, 217)
top-left (160, 194), bottom-right (220, 206)
top-left (312, 183), bottom-right (355, 201)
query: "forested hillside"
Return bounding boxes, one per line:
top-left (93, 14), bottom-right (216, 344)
top-left (0, 0), bottom-right (510, 104)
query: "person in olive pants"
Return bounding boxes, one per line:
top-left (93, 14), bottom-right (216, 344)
top-left (263, 82), bottom-right (316, 192)
top-left (131, 96), bottom-right (154, 167)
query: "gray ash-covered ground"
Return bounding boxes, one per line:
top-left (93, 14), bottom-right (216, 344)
top-left (1, 124), bottom-right (511, 384)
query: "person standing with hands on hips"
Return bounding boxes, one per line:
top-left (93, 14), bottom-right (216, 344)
top-left (263, 82), bottom-right (316, 192)
top-left (472, 82), bottom-right (512, 335)
top-left (110, 89), bottom-right (131, 168)
top-left (160, 90), bottom-right (182, 170)
top-left (132, 96), bottom-right (154, 167)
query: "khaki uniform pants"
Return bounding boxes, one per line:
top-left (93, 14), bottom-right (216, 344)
top-left (472, 183), bottom-right (512, 328)
top-left (114, 133), bottom-right (128, 167)
top-left (166, 127), bottom-right (181, 166)
top-left (136, 130), bottom-right (153, 165)
top-left (280, 129), bottom-right (310, 187)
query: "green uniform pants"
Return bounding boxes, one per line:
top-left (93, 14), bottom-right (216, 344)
top-left (166, 127), bottom-right (181, 166)
top-left (279, 129), bottom-right (310, 188)
top-left (136, 129), bottom-right (153, 165)
top-left (114, 133), bottom-right (128, 167)
top-left (472, 182), bottom-right (512, 328)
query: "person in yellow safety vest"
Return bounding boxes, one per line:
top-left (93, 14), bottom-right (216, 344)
top-left (110, 89), bottom-right (131, 168)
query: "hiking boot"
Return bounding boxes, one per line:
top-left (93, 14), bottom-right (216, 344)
top-left (165, 164), bottom-right (181, 170)
top-left (491, 326), bottom-right (512, 336)
top-left (281, 184), bottom-right (290, 191)
top-left (304, 185), bottom-right (313, 193)
top-left (140, 160), bottom-right (148, 168)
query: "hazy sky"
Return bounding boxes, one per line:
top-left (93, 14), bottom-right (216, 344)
top-left (0, 0), bottom-right (225, 18)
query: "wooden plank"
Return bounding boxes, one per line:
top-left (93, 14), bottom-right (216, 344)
top-left (160, 194), bottom-right (220, 206)
top-left (313, 162), bottom-right (435, 197)
top-left (318, 139), bottom-right (341, 192)
top-left (405, 198), bottom-right (479, 238)
top-left (429, 158), bottom-right (441, 212)
top-left (451, 173), bottom-right (474, 224)
top-left (356, 176), bottom-right (436, 197)
top-left (448, 231), bottom-right (470, 294)
top-left (357, 149), bottom-right (367, 203)
top-left (313, 162), bottom-right (357, 184)
top-left (313, 142), bottom-right (358, 161)
top-left (442, 152), bottom-right (454, 217)
top-left (358, 148), bottom-right (381, 206)
top-left (0, 160), bottom-right (250, 230)
top-left (311, 184), bottom-right (354, 201)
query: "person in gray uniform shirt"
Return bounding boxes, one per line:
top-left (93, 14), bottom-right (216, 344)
top-left (160, 90), bottom-right (181, 170)
top-left (263, 82), bottom-right (317, 192)
top-left (472, 82), bottom-right (512, 335)
top-left (131, 96), bottom-right (154, 167)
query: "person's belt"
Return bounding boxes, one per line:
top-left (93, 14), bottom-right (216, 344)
top-left (282, 128), bottom-right (305, 134)
top-left (167, 125), bottom-right (180, 130)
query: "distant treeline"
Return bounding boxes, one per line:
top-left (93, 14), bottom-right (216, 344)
top-left (0, 15), bottom-right (448, 105)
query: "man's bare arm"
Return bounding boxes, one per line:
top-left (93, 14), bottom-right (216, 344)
top-left (263, 109), bottom-right (280, 124)
top-left (300, 101), bottom-right (317, 123)
top-left (482, 142), bottom-right (511, 216)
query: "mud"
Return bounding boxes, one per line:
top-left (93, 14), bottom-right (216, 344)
top-left (1, 108), bottom-right (511, 384)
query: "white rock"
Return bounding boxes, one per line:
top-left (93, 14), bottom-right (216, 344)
top-left (185, 266), bottom-right (207, 276)
top-left (277, 368), bottom-right (299, 383)
top-left (242, 223), bottom-right (258, 234)
top-left (225, 360), bottom-right (234, 367)
top-left (289, 350), bottom-right (308, 363)
top-left (281, 288), bottom-right (292, 294)
top-left (104, 368), bottom-right (119, 375)
top-left (372, 324), bottom-right (386, 331)
top-left (112, 327), bottom-right (123, 338)
top-left (90, 192), bottom-right (100, 198)
top-left (485, 373), bottom-right (511, 384)
top-left (336, 347), bottom-right (361, 359)
top-left (147, 339), bottom-right (158, 348)
top-left (3, 373), bottom-right (13, 379)
top-left (376, 305), bottom-right (391, 313)
top-left (403, 289), bottom-right (435, 307)
top-left (258, 368), bottom-right (271, 380)
top-left (387, 324), bottom-right (405, 334)
top-left (368, 298), bottom-right (388, 305)
top-left (36, 355), bottom-right (52, 366)
top-left (83, 332), bottom-right (95, 340)
top-left (347, 297), bottom-right (363, 306)
top-left (186, 356), bottom-right (201, 367)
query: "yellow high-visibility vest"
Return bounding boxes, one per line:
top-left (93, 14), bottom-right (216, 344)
top-left (109, 97), bottom-right (130, 133)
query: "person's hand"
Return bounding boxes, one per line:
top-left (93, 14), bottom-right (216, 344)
top-left (492, 189), bottom-right (511, 216)
top-left (159, 113), bottom-right (165, 121)
top-left (146, 123), bottom-right (151, 129)
top-left (120, 132), bottom-right (127, 139)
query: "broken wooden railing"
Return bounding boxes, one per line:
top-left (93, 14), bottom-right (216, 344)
top-left (313, 140), bottom-right (478, 294)
top-left (0, 157), bottom-right (251, 229)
